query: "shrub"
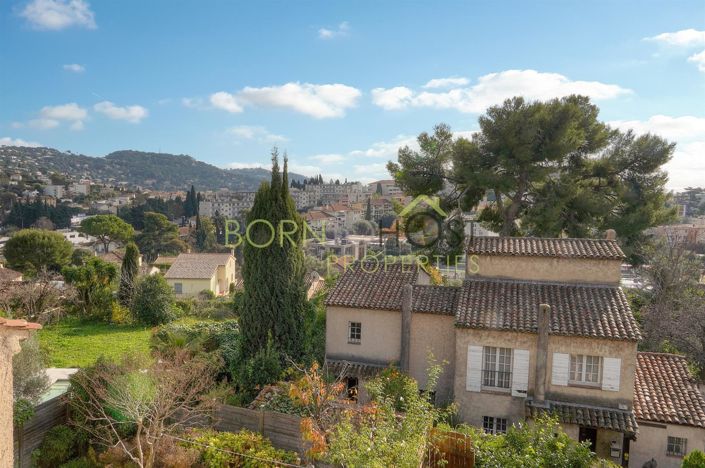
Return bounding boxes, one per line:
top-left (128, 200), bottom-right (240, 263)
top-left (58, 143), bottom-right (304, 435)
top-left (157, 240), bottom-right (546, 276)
top-left (13, 334), bottom-right (50, 403)
top-left (110, 302), bottom-right (131, 324)
top-left (13, 399), bottom-right (35, 427)
top-left (684, 450), bottom-right (705, 468)
top-left (131, 274), bottom-right (176, 325)
top-left (32, 424), bottom-right (78, 468)
top-left (234, 338), bottom-right (282, 402)
top-left (191, 429), bottom-right (300, 468)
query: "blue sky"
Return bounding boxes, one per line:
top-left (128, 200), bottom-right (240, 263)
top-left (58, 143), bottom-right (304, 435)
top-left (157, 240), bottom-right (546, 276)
top-left (1, 0), bottom-right (704, 189)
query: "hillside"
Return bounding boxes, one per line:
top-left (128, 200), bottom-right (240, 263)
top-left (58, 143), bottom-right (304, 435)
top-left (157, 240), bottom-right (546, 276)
top-left (0, 146), bottom-right (304, 191)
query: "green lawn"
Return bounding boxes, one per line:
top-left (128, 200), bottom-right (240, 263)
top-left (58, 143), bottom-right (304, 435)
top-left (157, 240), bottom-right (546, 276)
top-left (39, 319), bottom-right (153, 368)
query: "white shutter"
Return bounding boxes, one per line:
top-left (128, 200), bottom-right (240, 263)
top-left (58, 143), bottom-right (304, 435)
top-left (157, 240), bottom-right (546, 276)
top-left (602, 357), bottom-right (621, 392)
top-left (466, 345), bottom-right (483, 392)
top-left (511, 349), bottom-right (530, 397)
top-left (551, 352), bottom-right (570, 386)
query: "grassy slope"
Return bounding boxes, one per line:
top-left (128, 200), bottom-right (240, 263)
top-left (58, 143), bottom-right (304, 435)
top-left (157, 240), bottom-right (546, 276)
top-left (39, 319), bottom-right (152, 368)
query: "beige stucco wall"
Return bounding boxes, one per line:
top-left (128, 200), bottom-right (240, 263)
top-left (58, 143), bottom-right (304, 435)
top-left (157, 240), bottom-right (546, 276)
top-left (453, 328), bottom-right (637, 426)
top-left (468, 255), bottom-right (622, 285)
top-left (326, 306), bottom-right (455, 403)
top-left (630, 421), bottom-right (705, 468)
top-left (1, 328), bottom-right (31, 467)
top-left (167, 278), bottom-right (213, 296)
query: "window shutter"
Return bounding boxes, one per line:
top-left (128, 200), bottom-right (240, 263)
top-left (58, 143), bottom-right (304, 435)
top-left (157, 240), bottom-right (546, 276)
top-left (466, 345), bottom-right (483, 392)
top-left (602, 357), bottom-right (621, 392)
top-left (511, 349), bottom-right (530, 397)
top-left (551, 352), bottom-right (569, 386)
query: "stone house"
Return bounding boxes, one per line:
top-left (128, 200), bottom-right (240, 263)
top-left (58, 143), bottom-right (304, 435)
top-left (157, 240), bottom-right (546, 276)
top-left (324, 234), bottom-right (690, 466)
top-left (164, 253), bottom-right (236, 296)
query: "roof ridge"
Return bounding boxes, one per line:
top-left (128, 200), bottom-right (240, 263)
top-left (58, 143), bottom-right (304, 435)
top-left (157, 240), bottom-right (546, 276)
top-left (462, 276), bottom-right (620, 289)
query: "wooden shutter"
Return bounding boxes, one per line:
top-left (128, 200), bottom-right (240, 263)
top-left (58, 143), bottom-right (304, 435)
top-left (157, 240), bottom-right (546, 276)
top-left (602, 357), bottom-right (621, 392)
top-left (466, 345), bottom-right (483, 392)
top-left (511, 349), bottom-right (530, 397)
top-left (551, 352), bottom-right (569, 386)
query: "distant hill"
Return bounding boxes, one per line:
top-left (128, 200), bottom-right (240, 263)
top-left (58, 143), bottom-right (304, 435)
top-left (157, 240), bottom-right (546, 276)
top-left (0, 146), bottom-right (305, 191)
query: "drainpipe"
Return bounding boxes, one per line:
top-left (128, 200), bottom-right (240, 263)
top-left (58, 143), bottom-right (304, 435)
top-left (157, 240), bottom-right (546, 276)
top-left (400, 283), bottom-right (412, 373)
top-left (535, 303), bottom-right (550, 404)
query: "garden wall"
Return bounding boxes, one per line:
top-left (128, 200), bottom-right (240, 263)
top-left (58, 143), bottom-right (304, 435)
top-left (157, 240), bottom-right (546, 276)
top-left (13, 396), bottom-right (68, 468)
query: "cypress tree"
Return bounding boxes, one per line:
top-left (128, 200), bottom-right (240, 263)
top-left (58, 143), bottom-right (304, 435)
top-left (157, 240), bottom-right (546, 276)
top-left (118, 242), bottom-right (140, 306)
top-left (365, 198), bottom-right (372, 221)
top-left (239, 149), bottom-right (307, 362)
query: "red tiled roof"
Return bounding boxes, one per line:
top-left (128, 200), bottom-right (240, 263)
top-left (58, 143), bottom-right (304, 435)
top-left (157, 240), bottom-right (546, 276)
top-left (0, 317), bottom-right (42, 330)
top-left (456, 277), bottom-right (641, 341)
top-left (467, 236), bottom-right (625, 260)
top-left (164, 253), bottom-right (233, 279)
top-left (634, 352), bottom-right (705, 427)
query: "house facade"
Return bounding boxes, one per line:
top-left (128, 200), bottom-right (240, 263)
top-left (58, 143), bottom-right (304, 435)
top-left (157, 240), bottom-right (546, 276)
top-left (164, 253), bottom-right (236, 296)
top-left (323, 234), bottom-right (687, 466)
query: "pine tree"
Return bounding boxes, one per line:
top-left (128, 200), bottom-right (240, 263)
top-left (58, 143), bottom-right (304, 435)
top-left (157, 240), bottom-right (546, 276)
top-left (239, 149), bottom-right (308, 363)
top-left (118, 242), bottom-right (140, 306)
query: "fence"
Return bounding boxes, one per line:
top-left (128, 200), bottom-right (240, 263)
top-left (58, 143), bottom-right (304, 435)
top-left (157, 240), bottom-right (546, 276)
top-left (425, 429), bottom-right (475, 468)
top-left (213, 404), bottom-right (307, 455)
top-left (13, 396), bottom-right (68, 468)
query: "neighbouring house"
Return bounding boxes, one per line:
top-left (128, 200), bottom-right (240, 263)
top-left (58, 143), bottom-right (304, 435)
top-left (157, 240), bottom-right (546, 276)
top-left (0, 317), bottom-right (42, 467)
top-left (629, 352), bottom-right (705, 467)
top-left (152, 255), bottom-right (179, 272)
top-left (164, 253), bottom-right (236, 296)
top-left (324, 232), bottom-right (664, 465)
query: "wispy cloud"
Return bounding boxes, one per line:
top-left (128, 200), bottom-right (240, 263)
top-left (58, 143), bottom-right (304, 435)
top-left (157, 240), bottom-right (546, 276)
top-left (309, 153), bottom-right (346, 164)
top-left (688, 50), bottom-right (705, 72)
top-left (63, 63), bottom-right (85, 73)
top-left (209, 92), bottom-right (243, 113)
top-left (372, 69), bottom-right (631, 113)
top-left (645, 29), bottom-right (705, 47)
top-left (21, 0), bottom-right (96, 30)
top-left (423, 77), bottom-right (470, 89)
top-left (226, 125), bottom-right (287, 143)
top-left (318, 21), bottom-right (350, 40)
top-left (94, 101), bottom-right (148, 123)
top-left (0, 136), bottom-right (42, 147)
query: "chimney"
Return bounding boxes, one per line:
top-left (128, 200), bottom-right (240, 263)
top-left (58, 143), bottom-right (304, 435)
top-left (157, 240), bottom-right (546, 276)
top-left (400, 283), bottom-right (413, 373)
top-left (534, 304), bottom-right (550, 404)
top-left (605, 229), bottom-right (616, 240)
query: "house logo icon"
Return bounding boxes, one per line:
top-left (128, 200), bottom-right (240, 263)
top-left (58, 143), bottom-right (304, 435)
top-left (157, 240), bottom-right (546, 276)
top-left (398, 195), bottom-right (447, 218)
top-left (400, 195), bottom-right (453, 248)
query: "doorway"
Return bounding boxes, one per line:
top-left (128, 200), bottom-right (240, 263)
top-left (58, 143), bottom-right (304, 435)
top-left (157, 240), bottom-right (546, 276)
top-left (578, 426), bottom-right (597, 452)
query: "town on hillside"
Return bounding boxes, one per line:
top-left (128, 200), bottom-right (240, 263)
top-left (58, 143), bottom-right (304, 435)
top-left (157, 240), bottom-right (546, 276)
top-left (2, 1), bottom-right (704, 467)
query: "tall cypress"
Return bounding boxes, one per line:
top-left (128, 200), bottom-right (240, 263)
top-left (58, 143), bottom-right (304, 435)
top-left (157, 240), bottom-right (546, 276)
top-left (118, 242), bottom-right (140, 307)
top-left (239, 149), bottom-right (307, 361)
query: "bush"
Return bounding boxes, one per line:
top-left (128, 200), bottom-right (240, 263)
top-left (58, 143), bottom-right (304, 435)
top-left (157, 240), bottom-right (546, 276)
top-left (13, 399), bottom-right (35, 427)
top-left (32, 425), bottom-right (78, 468)
top-left (131, 274), bottom-right (176, 325)
top-left (684, 450), bottom-right (705, 468)
top-left (234, 338), bottom-right (282, 402)
top-left (13, 335), bottom-right (50, 404)
top-left (191, 429), bottom-right (300, 467)
top-left (110, 302), bottom-right (131, 324)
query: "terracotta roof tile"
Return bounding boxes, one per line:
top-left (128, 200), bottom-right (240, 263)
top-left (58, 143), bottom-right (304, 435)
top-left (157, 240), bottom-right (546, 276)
top-left (527, 400), bottom-right (638, 435)
top-left (634, 352), bottom-right (705, 427)
top-left (456, 277), bottom-right (640, 341)
top-left (326, 359), bottom-right (387, 378)
top-left (412, 285), bottom-right (458, 315)
top-left (0, 317), bottom-right (42, 330)
top-left (467, 236), bottom-right (625, 260)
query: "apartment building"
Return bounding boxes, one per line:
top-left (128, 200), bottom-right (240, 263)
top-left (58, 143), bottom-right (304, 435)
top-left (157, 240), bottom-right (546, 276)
top-left (199, 192), bottom-right (257, 218)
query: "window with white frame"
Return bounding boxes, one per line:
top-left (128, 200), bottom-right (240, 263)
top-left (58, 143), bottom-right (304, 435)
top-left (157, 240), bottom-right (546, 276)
top-left (482, 416), bottom-right (508, 434)
top-left (348, 321), bottom-right (361, 344)
top-left (667, 436), bottom-right (687, 457)
top-left (482, 346), bottom-right (512, 389)
top-left (569, 354), bottom-right (601, 386)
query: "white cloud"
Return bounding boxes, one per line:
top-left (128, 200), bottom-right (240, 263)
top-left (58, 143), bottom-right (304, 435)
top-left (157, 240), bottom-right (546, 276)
top-left (645, 29), bottom-right (705, 47)
top-left (238, 82), bottom-right (361, 119)
top-left (209, 92), bottom-right (243, 113)
top-left (309, 153), bottom-right (346, 164)
top-left (354, 163), bottom-right (388, 174)
top-left (21, 0), bottom-right (96, 30)
top-left (225, 162), bottom-right (268, 170)
top-left (318, 21), bottom-right (349, 39)
top-left (0, 137), bottom-right (42, 147)
top-left (609, 115), bottom-right (705, 142)
top-left (609, 115), bottom-right (705, 190)
top-left (423, 77), bottom-right (470, 89)
top-left (688, 50), bottom-right (705, 72)
top-left (94, 101), bottom-right (148, 123)
top-left (62, 63), bottom-right (85, 73)
top-left (350, 135), bottom-right (417, 158)
top-left (372, 70), bottom-right (631, 113)
top-left (226, 125), bottom-right (287, 143)
top-left (29, 102), bottom-right (87, 130)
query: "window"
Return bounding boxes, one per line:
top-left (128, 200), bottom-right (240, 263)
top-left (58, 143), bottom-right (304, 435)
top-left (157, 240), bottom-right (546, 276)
top-left (667, 436), bottom-right (687, 457)
top-left (483, 416), bottom-right (508, 434)
top-left (570, 354), bottom-right (601, 386)
top-left (173, 282), bottom-right (182, 294)
top-left (348, 321), bottom-right (361, 344)
top-left (483, 347), bottom-right (512, 389)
